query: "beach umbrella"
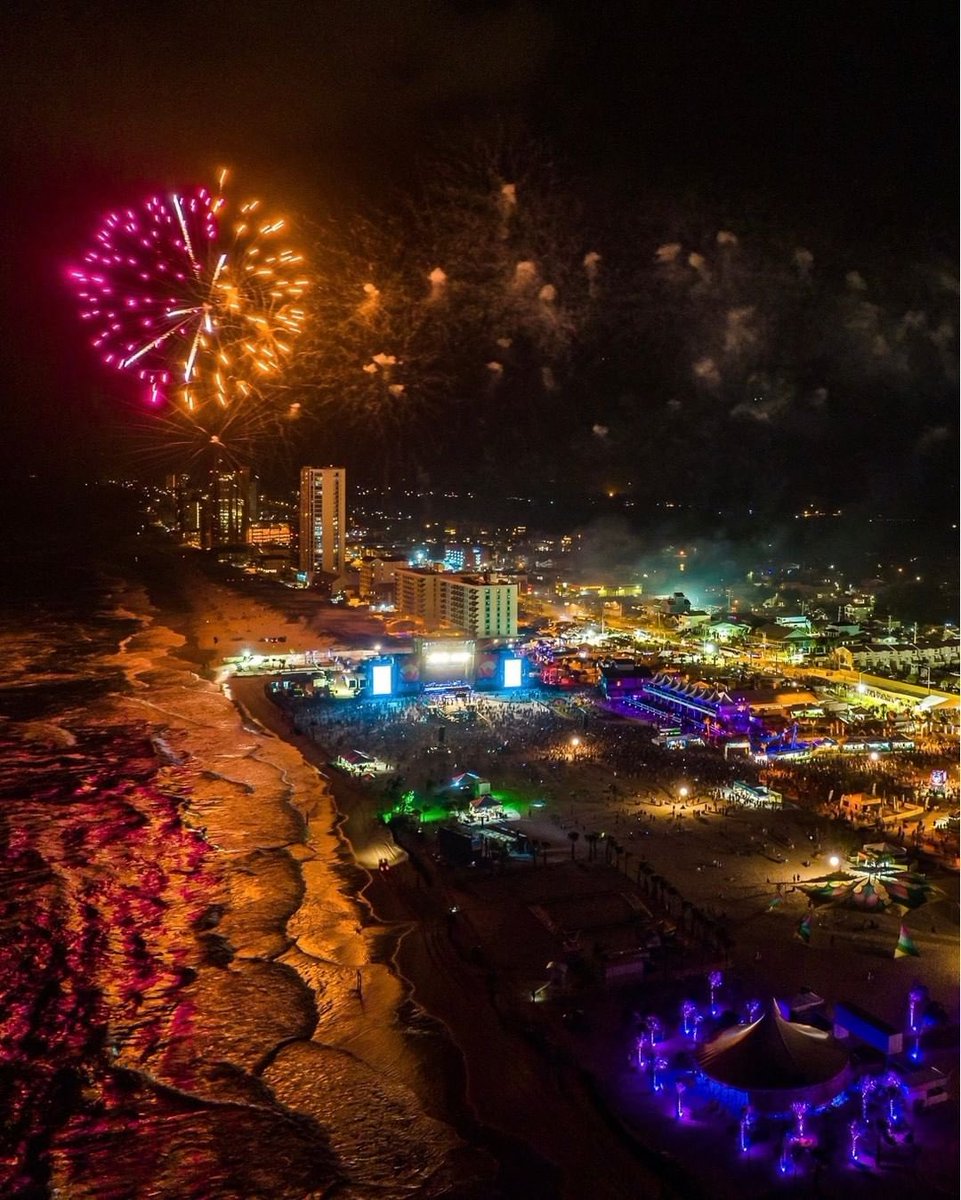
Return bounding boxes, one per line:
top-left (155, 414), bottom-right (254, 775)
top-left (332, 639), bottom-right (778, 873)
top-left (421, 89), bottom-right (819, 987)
top-left (850, 879), bottom-right (883, 908)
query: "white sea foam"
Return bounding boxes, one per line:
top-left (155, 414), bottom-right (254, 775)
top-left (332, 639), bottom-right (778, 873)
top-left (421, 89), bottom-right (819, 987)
top-left (2, 576), bottom-right (486, 1196)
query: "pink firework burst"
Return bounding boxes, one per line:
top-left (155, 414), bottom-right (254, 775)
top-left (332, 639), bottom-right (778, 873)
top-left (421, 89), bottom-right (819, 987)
top-left (66, 172), bottom-right (308, 412)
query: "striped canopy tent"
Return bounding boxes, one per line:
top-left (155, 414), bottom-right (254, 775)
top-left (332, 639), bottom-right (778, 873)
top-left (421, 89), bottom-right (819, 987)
top-left (695, 1001), bottom-right (849, 1112)
top-left (801, 866), bottom-right (936, 912)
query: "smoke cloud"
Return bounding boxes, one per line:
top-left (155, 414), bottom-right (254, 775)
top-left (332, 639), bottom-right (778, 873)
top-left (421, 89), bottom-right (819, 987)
top-left (692, 357), bottom-right (721, 387)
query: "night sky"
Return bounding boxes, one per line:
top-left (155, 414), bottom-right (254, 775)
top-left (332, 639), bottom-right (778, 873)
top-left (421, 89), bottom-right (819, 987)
top-left (0, 1), bottom-right (956, 532)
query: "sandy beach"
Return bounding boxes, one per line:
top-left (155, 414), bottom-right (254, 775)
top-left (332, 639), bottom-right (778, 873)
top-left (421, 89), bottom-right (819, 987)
top-left (119, 567), bottom-right (509, 1197)
top-left (170, 558), bottom-right (672, 1198)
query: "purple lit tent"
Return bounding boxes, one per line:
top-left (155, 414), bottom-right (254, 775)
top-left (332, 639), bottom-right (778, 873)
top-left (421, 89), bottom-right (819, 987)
top-left (695, 1001), bottom-right (849, 1112)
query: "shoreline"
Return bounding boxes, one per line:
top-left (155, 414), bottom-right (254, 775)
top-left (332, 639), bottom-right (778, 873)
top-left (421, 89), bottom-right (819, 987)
top-left (100, 565), bottom-right (503, 1195)
top-left (149, 548), bottom-right (674, 1197)
top-left (134, 557), bottom-right (571, 1193)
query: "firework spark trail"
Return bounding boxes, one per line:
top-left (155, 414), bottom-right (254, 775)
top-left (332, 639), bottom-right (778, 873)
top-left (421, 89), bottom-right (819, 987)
top-left (66, 172), bottom-right (309, 417)
top-left (298, 148), bottom-right (603, 442)
top-left (123, 401), bottom-right (281, 476)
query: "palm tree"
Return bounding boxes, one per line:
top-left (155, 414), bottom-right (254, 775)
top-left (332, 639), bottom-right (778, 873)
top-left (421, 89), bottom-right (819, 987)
top-left (568, 830), bottom-right (580, 860)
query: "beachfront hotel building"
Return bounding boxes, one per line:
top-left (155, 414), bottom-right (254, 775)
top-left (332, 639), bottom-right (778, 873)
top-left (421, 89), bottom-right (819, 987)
top-left (203, 468), bottom-right (257, 549)
top-left (298, 467), bottom-right (346, 581)
top-left (395, 567), bottom-right (518, 638)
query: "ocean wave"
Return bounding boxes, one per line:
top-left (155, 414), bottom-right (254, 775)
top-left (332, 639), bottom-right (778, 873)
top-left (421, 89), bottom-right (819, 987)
top-left (1, 572), bottom-right (483, 1197)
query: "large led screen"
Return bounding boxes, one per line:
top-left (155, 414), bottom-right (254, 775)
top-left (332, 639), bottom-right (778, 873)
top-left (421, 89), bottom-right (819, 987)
top-left (370, 663), bottom-right (393, 696)
top-left (419, 640), bottom-right (475, 682)
top-left (503, 657), bottom-right (523, 688)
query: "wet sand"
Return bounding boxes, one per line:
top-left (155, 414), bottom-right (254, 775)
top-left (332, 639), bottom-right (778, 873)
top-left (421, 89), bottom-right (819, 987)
top-left (126, 573), bottom-right (507, 1197)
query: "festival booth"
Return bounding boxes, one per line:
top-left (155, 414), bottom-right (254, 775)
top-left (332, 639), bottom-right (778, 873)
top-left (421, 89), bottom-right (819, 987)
top-left (435, 772), bottom-right (523, 835)
top-left (695, 1001), bottom-right (850, 1113)
top-left (833, 1001), bottom-right (903, 1056)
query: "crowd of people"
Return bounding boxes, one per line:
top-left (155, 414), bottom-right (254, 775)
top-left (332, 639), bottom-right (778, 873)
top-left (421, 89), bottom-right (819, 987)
top-left (269, 680), bottom-right (959, 869)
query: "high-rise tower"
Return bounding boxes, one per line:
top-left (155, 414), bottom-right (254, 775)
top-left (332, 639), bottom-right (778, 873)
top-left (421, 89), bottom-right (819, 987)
top-left (298, 466), bottom-right (346, 580)
top-left (201, 467), bottom-right (256, 548)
